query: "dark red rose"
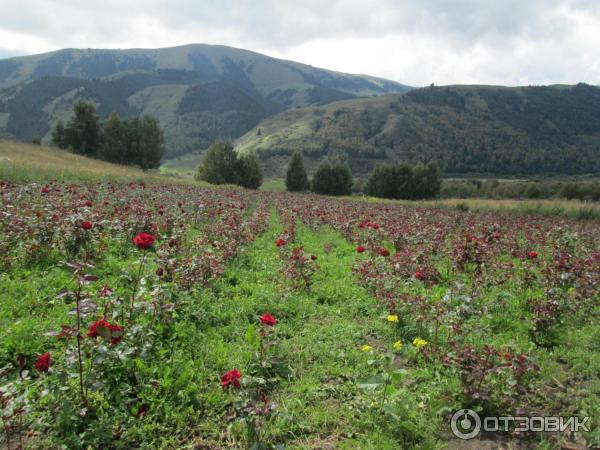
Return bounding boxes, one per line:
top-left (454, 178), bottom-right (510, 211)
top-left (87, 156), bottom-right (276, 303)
top-left (84, 200), bottom-right (93, 207)
top-left (356, 245), bottom-right (366, 253)
top-left (275, 238), bottom-right (287, 247)
top-left (311, 255), bottom-right (318, 261)
top-left (527, 251), bottom-right (538, 260)
top-left (133, 232), bottom-right (156, 249)
top-left (414, 269), bottom-right (426, 280)
top-left (378, 247), bottom-right (390, 257)
top-left (87, 319), bottom-right (124, 345)
top-left (35, 352), bottom-right (51, 372)
top-left (156, 267), bottom-right (164, 277)
top-left (259, 313), bottom-right (277, 326)
top-left (41, 186), bottom-right (50, 193)
top-left (81, 221), bottom-right (93, 230)
top-left (221, 369), bottom-right (242, 389)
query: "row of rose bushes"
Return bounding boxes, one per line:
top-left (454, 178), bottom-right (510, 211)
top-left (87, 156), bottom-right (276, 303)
top-left (0, 181), bottom-right (273, 448)
top-left (268, 192), bottom-right (599, 421)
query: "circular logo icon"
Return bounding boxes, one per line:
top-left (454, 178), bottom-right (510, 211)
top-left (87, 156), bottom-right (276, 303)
top-left (451, 409), bottom-right (481, 440)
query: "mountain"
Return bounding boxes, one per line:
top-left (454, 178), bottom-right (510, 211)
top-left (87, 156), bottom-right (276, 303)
top-left (0, 44), bottom-right (410, 157)
top-left (235, 83), bottom-right (600, 176)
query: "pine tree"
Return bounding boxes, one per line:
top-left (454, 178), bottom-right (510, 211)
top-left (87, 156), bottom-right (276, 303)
top-left (137, 115), bottom-right (165, 169)
top-left (64, 101), bottom-right (101, 156)
top-left (285, 151), bottom-right (309, 191)
top-left (99, 112), bottom-right (127, 164)
top-left (236, 151), bottom-right (263, 189)
top-left (51, 120), bottom-right (67, 149)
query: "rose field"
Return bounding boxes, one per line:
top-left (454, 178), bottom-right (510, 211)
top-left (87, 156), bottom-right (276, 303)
top-left (0, 180), bottom-right (599, 449)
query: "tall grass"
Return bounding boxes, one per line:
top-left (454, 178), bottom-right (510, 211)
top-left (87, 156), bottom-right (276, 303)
top-left (0, 140), bottom-right (201, 185)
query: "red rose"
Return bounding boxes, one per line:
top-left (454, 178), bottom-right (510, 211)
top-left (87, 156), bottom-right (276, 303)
top-left (133, 232), bottom-right (156, 249)
top-left (356, 245), bottom-right (366, 253)
top-left (221, 369), bottom-right (242, 389)
top-left (311, 255), bottom-right (318, 261)
top-left (527, 251), bottom-right (538, 260)
top-left (259, 313), bottom-right (277, 326)
top-left (275, 238), bottom-right (286, 247)
top-left (378, 247), bottom-right (390, 257)
top-left (84, 200), bottom-right (93, 207)
top-left (156, 267), bottom-right (164, 277)
top-left (35, 352), bottom-right (51, 372)
top-left (81, 221), bottom-right (93, 230)
top-left (41, 186), bottom-right (50, 193)
top-left (414, 269), bottom-right (426, 280)
top-left (87, 319), bottom-right (124, 345)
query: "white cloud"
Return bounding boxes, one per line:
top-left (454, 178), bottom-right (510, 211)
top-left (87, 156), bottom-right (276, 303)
top-left (0, 0), bottom-right (599, 85)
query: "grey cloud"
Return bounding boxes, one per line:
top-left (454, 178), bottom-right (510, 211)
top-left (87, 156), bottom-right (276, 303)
top-left (0, 0), bottom-right (598, 84)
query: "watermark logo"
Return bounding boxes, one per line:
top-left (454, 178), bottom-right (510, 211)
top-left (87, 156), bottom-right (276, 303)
top-left (451, 410), bottom-right (591, 440)
top-left (451, 409), bottom-right (481, 440)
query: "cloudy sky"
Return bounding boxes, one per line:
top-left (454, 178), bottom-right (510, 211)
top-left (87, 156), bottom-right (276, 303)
top-left (0, 0), bottom-right (599, 86)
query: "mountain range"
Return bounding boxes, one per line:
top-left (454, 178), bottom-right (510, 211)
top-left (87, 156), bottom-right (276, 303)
top-left (0, 44), bottom-right (409, 158)
top-left (1, 44), bottom-right (599, 177)
top-left (236, 83), bottom-right (600, 176)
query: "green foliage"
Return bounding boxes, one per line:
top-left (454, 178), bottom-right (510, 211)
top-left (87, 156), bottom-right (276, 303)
top-left (441, 178), bottom-right (600, 202)
top-left (310, 160), bottom-right (353, 196)
top-left (98, 112), bottom-right (127, 164)
top-left (366, 161), bottom-right (442, 199)
top-left (238, 84), bottom-right (600, 177)
top-left (196, 141), bottom-right (263, 189)
top-left (52, 104), bottom-right (164, 170)
top-left (236, 151), bottom-right (263, 189)
top-left (196, 141), bottom-right (240, 185)
top-left (63, 101), bottom-right (101, 156)
top-left (285, 151), bottom-right (309, 192)
top-left (51, 120), bottom-right (67, 149)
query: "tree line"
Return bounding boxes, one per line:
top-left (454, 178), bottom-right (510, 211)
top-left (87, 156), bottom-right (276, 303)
top-left (196, 143), bottom-right (442, 199)
top-left (285, 151), bottom-right (442, 199)
top-left (51, 101), bottom-right (164, 170)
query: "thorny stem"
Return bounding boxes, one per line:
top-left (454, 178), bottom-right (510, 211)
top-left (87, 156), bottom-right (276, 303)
top-left (75, 276), bottom-right (88, 407)
top-left (128, 250), bottom-right (147, 323)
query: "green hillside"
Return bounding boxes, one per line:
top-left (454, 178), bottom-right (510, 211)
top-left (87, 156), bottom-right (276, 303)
top-left (235, 83), bottom-right (600, 176)
top-left (0, 44), bottom-right (410, 157)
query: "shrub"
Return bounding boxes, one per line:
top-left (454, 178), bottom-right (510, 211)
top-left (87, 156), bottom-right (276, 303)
top-left (285, 151), bottom-right (309, 192)
top-left (310, 160), bottom-right (353, 196)
top-left (196, 141), bottom-right (263, 189)
top-left (366, 161), bottom-right (441, 200)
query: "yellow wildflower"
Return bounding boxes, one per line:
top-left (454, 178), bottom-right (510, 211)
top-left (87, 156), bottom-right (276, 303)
top-left (387, 314), bottom-right (399, 323)
top-left (413, 338), bottom-right (427, 348)
top-left (361, 344), bottom-right (373, 352)
top-left (393, 341), bottom-right (403, 351)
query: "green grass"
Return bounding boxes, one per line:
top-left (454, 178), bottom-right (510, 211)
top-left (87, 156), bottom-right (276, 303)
top-left (0, 140), bottom-right (206, 185)
top-left (259, 178), bottom-right (286, 192)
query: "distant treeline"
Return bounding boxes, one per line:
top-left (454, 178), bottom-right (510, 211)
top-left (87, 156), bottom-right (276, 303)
top-left (52, 101), bottom-right (164, 170)
top-left (441, 178), bottom-right (600, 202)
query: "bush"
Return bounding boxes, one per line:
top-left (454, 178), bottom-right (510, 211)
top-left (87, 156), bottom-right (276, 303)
top-left (196, 141), bottom-right (263, 189)
top-left (285, 151), bottom-right (309, 192)
top-left (365, 161), bottom-right (441, 200)
top-left (310, 160), bottom-right (353, 196)
top-left (236, 151), bottom-right (263, 189)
